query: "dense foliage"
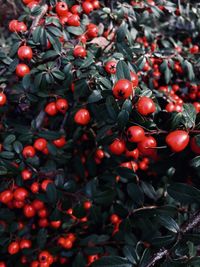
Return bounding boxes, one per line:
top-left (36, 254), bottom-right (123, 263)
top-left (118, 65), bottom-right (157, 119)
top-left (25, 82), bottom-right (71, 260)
top-left (0, 0), bottom-right (200, 266)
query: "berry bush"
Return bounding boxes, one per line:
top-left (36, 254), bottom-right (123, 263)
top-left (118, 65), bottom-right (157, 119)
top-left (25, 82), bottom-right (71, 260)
top-left (0, 0), bottom-right (200, 266)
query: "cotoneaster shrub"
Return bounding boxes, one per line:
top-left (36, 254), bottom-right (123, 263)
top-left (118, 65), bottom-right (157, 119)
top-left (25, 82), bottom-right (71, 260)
top-left (0, 0), bottom-right (200, 266)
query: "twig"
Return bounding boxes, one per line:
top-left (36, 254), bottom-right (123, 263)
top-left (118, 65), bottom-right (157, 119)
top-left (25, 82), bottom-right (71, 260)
top-left (29, 4), bottom-right (48, 36)
top-left (144, 210), bottom-right (200, 267)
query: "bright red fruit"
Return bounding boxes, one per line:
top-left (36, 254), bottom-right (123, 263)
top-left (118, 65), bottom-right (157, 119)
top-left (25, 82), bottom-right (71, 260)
top-left (19, 239), bottom-right (32, 249)
top-left (130, 71), bottom-right (139, 87)
top-left (109, 139), bottom-right (126, 155)
top-left (16, 64), bottom-right (30, 77)
top-left (190, 137), bottom-right (200, 154)
top-left (22, 146), bottom-right (36, 158)
top-left (74, 108), bottom-right (91, 125)
top-left (67, 14), bottom-right (80, 26)
top-left (16, 22), bottom-right (27, 32)
top-left (23, 204), bottom-right (36, 218)
top-left (18, 46), bottom-right (33, 61)
top-left (137, 96), bottom-right (156, 116)
top-left (56, 98), bottom-right (69, 113)
top-left (45, 102), bottom-right (58, 116)
top-left (56, 2), bottom-right (68, 17)
top-left (73, 46), bottom-right (87, 58)
top-left (105, 61), bottom-right (117, 74)
top-left (9, 20), bottom-right (18, 32)
top-left (53, 136), bottom-right (66, 148)
top-left (113, 79), bottom-right (133, 99)
top-left (14, 188), bottom-right (29, 201)
top-left (127, 126), bottom-right (145, 143)
top-left (82, 2), bottom-right (94, 14)
top-left (137, 136), bottom-right (157, 156)
top-left (21, 169), bottom-right (32, 180)
top-left (166, 130), bottom-right (189, 152)
top-left (0, 190), bottom-right (13, 204)
top-left (110, 214), bottom-right (120, 224)
top-left (87, 24), bottom-right (98, 38)
top-left (0, 92), bottom-right (6, 106)
top-left (34, 138), bottom-right (47, 151)
top-left (8, 242), bottom-right (20, 255)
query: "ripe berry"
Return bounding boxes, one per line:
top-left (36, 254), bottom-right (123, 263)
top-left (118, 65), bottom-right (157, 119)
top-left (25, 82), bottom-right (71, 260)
top-left (64, 239), bottom-right (73, 249)
top-left (127, 126), bottom-right (145, 143)
top-left (113, 79), bottom-right (133, 99)
top-left (0, 92), bottom-right (7, 106)
top-left (22, 146), bottom-right (36, 158)
top-left (14, 188), bottom-right (29, 201)
top-left (9, 20), bottom-right (18, 32)
top-left (0, 262), bottom-right (6, 267)
top-left (190, 45), bottom-right (199, 54)
top-left (30, 182), bottom-right (39, 193)
top-left (23, 204), bottom-right (36, 218)
top-left (18, 46), bottom-right (33, 61)
top-left (19, 239), bottom-right (32, 250)
top-left (74, 108), bottom-right (91, 125)
top-left (95, 149), bottom-right (105, 159)
top-left (109, 139), bottom-right (126, 155)
top-left (21, 169), bottom-right (32, 180)
top-left (45, 102), bottom-right (58, 116)
top-left (130, 71), bottom-right (139, 87)
top-left (88, 255), bottom-right (99, 264)
top-left (110, 214), bottom-right (120, 224)
top-left (87, 24), bottom-right (98, 38)
top-left (56, 98), bottom-right (69, 113)
top-left (53, 136), bottom-right (66, 148)
top-left (67, 14), bottom-right (80, 27)
top-left (16, 64), bottom-right (30, 78)
top-left (32, 199), bottom-right (44, 210)
top-left (84, 201), bottom-right (92, 210)
top-left (71, 5), bottom-right (81, 14)
top-left (34, 138), bottom-right (47, 151)
top-left (0, 190), bottom-right (13, 204)
top-left (137, 136), bottom-right (157, 156)
top-left (190, 137), bottom-right (200, 154)
top-left (137, 96), bottom-right (156, 116)
top-left (93, 0), bottom-right (100, 9)
top-left (38, 251), bottom-right (50, 263)
top-left (105, 61), bottom-right (117, 74)
top-left (50, 220), bottom-right (61, 228)
top-left (16, 22), bottom-right (27, 32)
top-left (126, 148), bottom-right (139, 159)
top-left (82, 2), bottom-right (94, 14)
top-left (73, 46), bottom-right (87, 58)
top-left (166, 130), bottom-right (189, 152)
top-left (56, 2), bottom-right (68, 17)
top-left (41, 179), bottom-right (53, 191)
top-left (8, 241), bottom-right (20, 255)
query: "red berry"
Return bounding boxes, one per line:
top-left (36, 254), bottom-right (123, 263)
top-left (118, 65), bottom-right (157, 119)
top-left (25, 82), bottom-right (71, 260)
top-left (22, 145), bottom-right (36, 158)
top-left (137, 136), bottom-right (157, 156)
top-left (113, 79), bottom-right (133, 99)
top-left (50, 220), bottom-right (61, 228)
top-left (73, 46), bottom-right (87, 58)
top-left (45, 102), bottom-right (58, 116)
top-left (34, 138), bottom-right (47, 151)
top-left (166, 130), bottom-right (189, 152)
top-left (87, 24), bottom-right (98, 38)
top-left (21, 169), bottom-right (32, 180)
top-left (127, 126), bottom-right (145, 143)
top-left (64, 239), bottom-right (73, 249)
top-left (38, 251), bottom-right (50, 263)
top-left (74, 108), bottom-right (91, 125)
top-left (71, 5), bottom-right (81, 14)
top-left (56, 2), bottom-right (68, 17)
top-left (16, 64), bottom-right (30, 78)
top-left (105, 61), bottom-right (117, 74)
top-left (67, 14), bottom-right (80, 27)
top-left (56, 98), bottom-right (69, 113)
top-left (109, 139), bottom-right (126, 155)
top-left (8, 241), bottom-right (20, 255)
top-left (0, 190), bottom-right (13, 204)
top-left (190, 45), bottom-right (199, 54)
top-left (137, 96), bottom-right (156, 116)
top-left (9, 20), bottom-right (18, 32)
top-left (23, 204), bottom-right (36, 218)
top-left (95, 149), bottom-right (105, 159)
top-left (53, 136), bottom-right (66, 148)
top-left (14, 188), bottom-right (29, 201)
top-left (82, 2), bottom-right (94, 14)
top-left (19, 239), bottom-right (32, 249)
top-left (110, 214), bottom-right (120, 224)
top-left (130, 71), bottom-right (139, 87)
top-left (84, 201), bottom-right (92, 210)
top-left (32, 199), bottom-right (44, 210)
top-left (88, 255), bottom-right (99, 264)
top-left (30, 182), bottom-right (40, 193)
top-left (41, 179), bottom-right (53, 191)
top-left (16, 22), bottom-right (27, 32)
top-left (0, 93), bottom-right (6, 106)
top-left (18, 45), bottom-right (33, 61)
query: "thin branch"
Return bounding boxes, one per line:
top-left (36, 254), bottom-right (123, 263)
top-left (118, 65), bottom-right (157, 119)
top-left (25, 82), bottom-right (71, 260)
top-left (29, 4), bottom-right (48, 36)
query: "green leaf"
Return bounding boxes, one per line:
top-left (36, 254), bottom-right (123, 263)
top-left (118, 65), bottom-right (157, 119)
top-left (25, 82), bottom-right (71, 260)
top-left (88, 90), bottom-right (102, 103)
top-left (67, 26), bottom-right (84, 35)
top-left (116, 61), bottom-right (131, 81)
top-left (3, 135), bottom-right (16, 146)
top-left (127, 183), bottom-right (144, 205)
top-left (157, 215), bottom-right (180, 233)
top-left (46, 183), bottom-right (57, 204)
top-left (13, 141), bottom-right (23, 154)
top-left (181, 103), bottom-right (196, 129)
top-left (184, 60), bottom-right (195, 81)
top-left (92, 256), bottom-right (132, 267)
top-left (123, 246), bottom-right (137, 264)
top-left (117, 110), bottom-right (129, 129)
top-left (167, 183), bottom-right (200, 204)
top-left (37, 229), bottom-right (47, 249)
top-left (190, 156), bottom-right (200, 168)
